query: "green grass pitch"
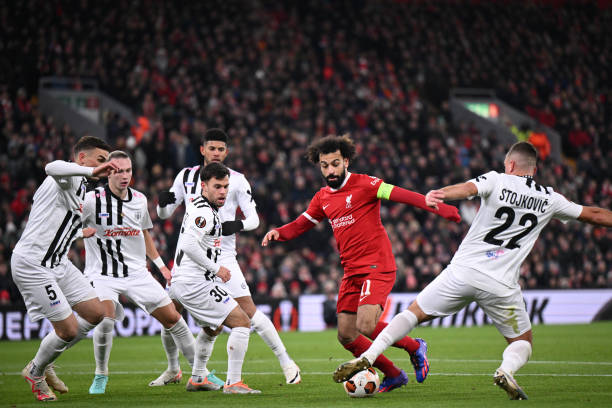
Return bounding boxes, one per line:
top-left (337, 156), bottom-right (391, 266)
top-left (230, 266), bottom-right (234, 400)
top-left (2, 323), bottom-right (612, 407)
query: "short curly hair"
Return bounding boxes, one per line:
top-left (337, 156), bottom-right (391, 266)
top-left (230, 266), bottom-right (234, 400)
top-left (73, 136), bottom-right (111, 156)
top-left (200, 161), bottom-right (230, 182)
top-left (306, 134), bottom-right (356, 164)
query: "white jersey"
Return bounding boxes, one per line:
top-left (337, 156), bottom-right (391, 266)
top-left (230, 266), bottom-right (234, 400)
top-left (157, 165), bottom-right (256, 259)
top-left (172, 196), bottom-right (223, 283)
top-left (13, 161), bottom-right (91, 269)
top-left (451, 171), bottom-right (583, 288)
top-left (82, 186), bottom-right (153, 278)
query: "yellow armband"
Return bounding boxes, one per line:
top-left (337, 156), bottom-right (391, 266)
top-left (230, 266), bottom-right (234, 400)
top-left (376, 182), bottom-right (394, 200)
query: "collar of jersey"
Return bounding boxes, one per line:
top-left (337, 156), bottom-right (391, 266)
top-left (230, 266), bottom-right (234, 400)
top-left (329, 172), bottom-right (352, 192)
top-left (202, 195), bottom-right (219, 211)
top-left (105, 185), bottom-right (133, 202)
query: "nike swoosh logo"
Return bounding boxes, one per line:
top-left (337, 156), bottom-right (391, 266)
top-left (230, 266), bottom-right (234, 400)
top-left (359, 296), bottom-right (368, 303)
top-left (323, 204), bottom-right (329, 210)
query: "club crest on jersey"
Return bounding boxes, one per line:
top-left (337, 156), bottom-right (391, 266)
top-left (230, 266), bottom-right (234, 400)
top-left (195, 216), bottom-right (206, 228)
top-left (346, 194), bottom-right (352, 208)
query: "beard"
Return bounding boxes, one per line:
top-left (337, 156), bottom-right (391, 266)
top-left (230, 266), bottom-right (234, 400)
top-left (325, 169), bottom-right (346, 189)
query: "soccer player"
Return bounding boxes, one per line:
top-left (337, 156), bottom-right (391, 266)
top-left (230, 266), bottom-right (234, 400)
top-left (262, 135), bottom-right (461, 392)
top-left (170, 162), bottom-right (260, 394)
top-left (11, 136), bottom-right (117, 401)
top-left (333, 141), bottom-right (612, 399)
top-left (153, 128), bottom-right (300, 387)
top-left (82, 151), bottom-right (196, 394)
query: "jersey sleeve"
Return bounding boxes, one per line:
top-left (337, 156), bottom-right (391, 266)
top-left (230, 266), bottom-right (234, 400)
top-left (181, 206), bottom-right (221, 273)
top-left (364, 175), bottom-right (384, 200)
top-left (157, 169), bottom-right (187, 219)
top-left (81, 191), bottom-right (96, 227)
top-left (469, 170), bottom-right (499, 198)
top-left (140, 195), bottom-right (154, 230)
top-left (235, 174), bottom-right (259, 229)
top-left (184, 206), bottom-right (216, 242)
top-left (45, 161), bottom-right (93, 191)
top-left (235, 174), bottom-right (256, 212)
top-left (304, 191), bottom-right (326, 223)
top-left (551, 191), bottom-right (583, 223)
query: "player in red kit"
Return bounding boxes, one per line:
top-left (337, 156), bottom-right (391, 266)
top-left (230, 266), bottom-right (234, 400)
top-left (262, 135), bottom-right (461, 392)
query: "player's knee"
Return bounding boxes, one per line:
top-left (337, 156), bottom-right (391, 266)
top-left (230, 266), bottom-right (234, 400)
top-left (204, 326), bottom-right (223, 337)
top-left (236, 297), bottom-right (257, 318)
top-left (80, 308), bottom-right (104, 326)
top-left (56, 325), bottom-right (78, 341)
top-left (166, 310), bottom-right (182, 326)
top-left (337, 332), bottom-right (356, 345)
top-left (355, 318), bottom-right (376, 337)
top-left (237, 313), bottom-right (251, 328)
top-left (89, 309), bottom-right (105, 325)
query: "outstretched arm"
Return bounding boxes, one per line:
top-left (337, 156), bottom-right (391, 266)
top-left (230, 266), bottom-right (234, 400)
top-left (222, 207), bottom-right (260, 236)
top-left (379, 183), bottom-right (461, 223)
top-left (425, 182), bottom-right (478, 209)
top-left (157, 169), bottom-right (188, 219)
top-left (578, 206), bottom-right (612, 227)
top-left (261, 214), bottom-right (317, 246)
top-left (45, 160), bottom-right (118, 179)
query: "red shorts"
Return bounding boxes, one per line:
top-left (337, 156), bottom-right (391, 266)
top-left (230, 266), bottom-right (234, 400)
top-left (336, 271), bottom-right (396, 314)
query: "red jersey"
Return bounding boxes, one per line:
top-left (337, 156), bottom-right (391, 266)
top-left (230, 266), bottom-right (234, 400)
top-left (304, 172), bottom-right (395, 277)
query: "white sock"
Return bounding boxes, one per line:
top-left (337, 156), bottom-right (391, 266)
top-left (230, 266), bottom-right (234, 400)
top-left (161, 327), bottom-right (180, 372)
top-left (93, 317), bottom-right (115, 375)
top-left (192, 330), bottom-right (217, 378)
top-left (499, 340), bottom-right (532, 375)
top-left (362, 310), bottom-right (418, 364)
top-left (168, 317), bottom-right (195, 368)
top-left (226, 326), bottom-right (250, 385)
top-left (67, 315), bottom-right (98, 348)
top-left (31, 315), bottom-right (97, 377)
top-left (251, 310), bottom-right (292, 367)
top-left (32, 332), bottom-right (70, 377)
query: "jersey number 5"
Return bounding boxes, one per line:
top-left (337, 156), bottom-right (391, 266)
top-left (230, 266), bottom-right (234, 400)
top-left (44, 284), bottom-right (58, 301)
top-left (483, 206), bottom-right (538, 249)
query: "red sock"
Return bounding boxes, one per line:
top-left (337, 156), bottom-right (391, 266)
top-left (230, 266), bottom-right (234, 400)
top-left (344, 335), bottom-right (401, 378)
top-left (371, 321), bottom-right (420, 353)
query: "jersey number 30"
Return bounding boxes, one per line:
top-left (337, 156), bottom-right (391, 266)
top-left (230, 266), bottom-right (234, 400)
top-left (483, 206), bottom-right (538, 249)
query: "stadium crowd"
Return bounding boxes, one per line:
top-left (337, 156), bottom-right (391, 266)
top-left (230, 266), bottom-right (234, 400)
top-left (0, 0), bottom-right (610, 306)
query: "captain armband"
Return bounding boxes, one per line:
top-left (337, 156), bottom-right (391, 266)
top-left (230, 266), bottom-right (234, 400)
top-left (376, 182), bottom-right (394, 200)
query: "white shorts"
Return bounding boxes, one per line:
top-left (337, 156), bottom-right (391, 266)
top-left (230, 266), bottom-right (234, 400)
top-left (219, 257), bottom-right (251, 298)
top-left (88, 269), bottom-right (171, 315)
top-left (11, 252), bottom-right (98, 322)
top-left (169, 279), bottom-right (237, 330)
top-left (416, 264), bottom-right (531, 338)
top-left (168, 258), bottom-right (251, 300)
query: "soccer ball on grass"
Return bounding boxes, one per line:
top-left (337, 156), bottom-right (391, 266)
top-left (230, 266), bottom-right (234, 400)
top-left (343, 367), bottom-right (380, 398)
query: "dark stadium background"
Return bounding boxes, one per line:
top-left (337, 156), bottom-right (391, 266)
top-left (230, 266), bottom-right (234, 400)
top-left (0, 0), bottom-right (610, 334)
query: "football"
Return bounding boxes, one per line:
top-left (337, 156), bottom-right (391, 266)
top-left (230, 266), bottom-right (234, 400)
top-left (343, 367), bottom-right (380, 398)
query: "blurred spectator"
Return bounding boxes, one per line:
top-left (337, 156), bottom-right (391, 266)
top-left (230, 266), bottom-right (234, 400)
top-left (322, 280), bottom-right (338, 328)
top-left (0, 0), bottom-right (610, 306)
